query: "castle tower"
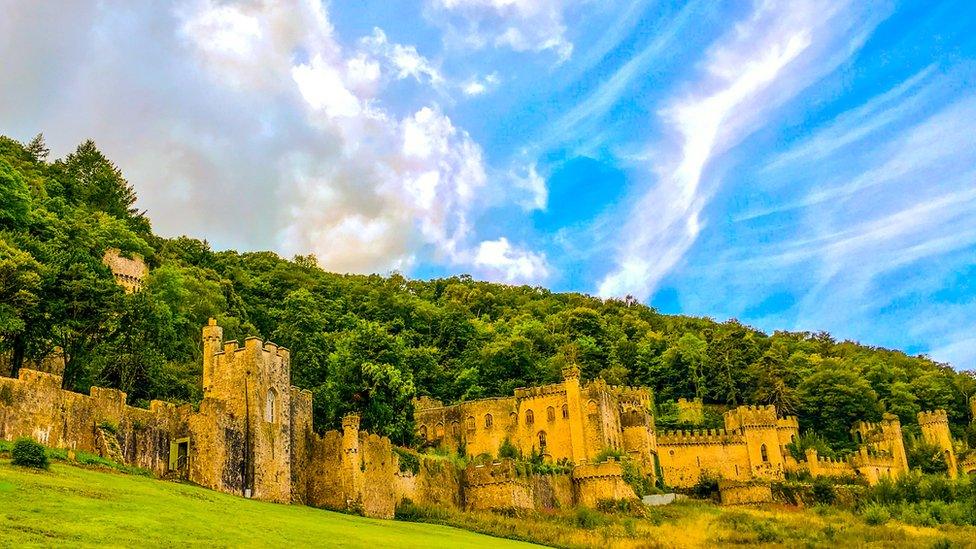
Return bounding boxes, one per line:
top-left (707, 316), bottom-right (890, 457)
top-left (200, 323), bottom-right (293, 502)
top-left (918, 410), bottom-right (957, 478)
top-left (724, 405), bottom-right (785, 480)
top-left (202, 318), bottom-right (223, 394)
top-left (562, 365), bottom-right (588, 464)
top-left (342, 413), bottom-right (364, 502)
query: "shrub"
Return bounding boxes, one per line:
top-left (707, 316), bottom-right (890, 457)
top-left (811, 477), bottom-right (836, 505)
top-left (691, 473), bottom-right (719, 500)
top-left (393, 447), bottom-right (420, 475)
top-left (862, 503), bottom-right (890, 525)
top-left (11, 437), bottom-right (49, 469)
top-left (908, 440), bottom-right (949, 475)
top-left (498, 438), bottom-right (519, 460)
top-left (98, 420), bottom-right (119, 435)
top-left (574, 507), bottom-right (605, 529)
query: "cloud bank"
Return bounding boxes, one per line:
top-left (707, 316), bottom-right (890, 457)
top-left (0, 0), bottom-right (548, 284)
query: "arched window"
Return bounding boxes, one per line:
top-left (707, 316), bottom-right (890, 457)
top-left (451, 421), bottom-right (459, 435)
top-left (265, 389), bottom-right (277, 423)
top-left (466, 416), bottom-right (475, 433)
top-left (485, 414), bottom-right (494, 428)
top-left (538, 431), bottom-right (547, 449)
top-left (791, 434), bottom-right (797, 444)
top-left (561, 404), bottom-right (569, 419)
top-left (525, 409), bottom-right (535, 425)
top-left (586, 400), bottom-right (597, 414)
top-left (419, 425), bottom-right (428, 440)
top-left (510, 412), bottom-right (518, 424)
top-left (760, 443), bottom-right (769, 462)
top-left (547, 406), bottom-right (555, 422)
top-left (435, 422), bottom-right (444, 438)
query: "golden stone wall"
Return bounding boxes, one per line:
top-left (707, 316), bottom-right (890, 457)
top-left (572, 461), bottom-right (636, 507)
top-left (102, 248), bottom-right (148, 293)
top-left (414, 368), bottom-right (654, 467)
top-left (718, 480), bottom-right (773, 505)
top-left (656, 429), bottom-right (752, 487)
top-left (918, 409), bottom-right (957, 478)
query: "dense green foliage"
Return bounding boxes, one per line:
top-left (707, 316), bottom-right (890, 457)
top-left (11, 437), bottom-right (48, 469)
top-left (1, 135), bottom-right (974, 451)
top-left (859, 472), bottom-right (976, 527)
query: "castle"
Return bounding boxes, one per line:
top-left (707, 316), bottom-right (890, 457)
top-left (416, 367), bottom-right (971, 490)
top-left (0, 320), bottom-right (970, 519)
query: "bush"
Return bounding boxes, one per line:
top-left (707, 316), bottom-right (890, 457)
top-left (691, 473), bottom-right (719, 500)
top-left (811, 477), bottom-right (836, 505)
top-left (862, 503), bottom-right (890, 525)
top-left (574, 507), bottom-right (606, 529)
top-left (11, 437), bottom-right (49, 469)
top-left (498, 438), bottom-right (519, 460)
top-left (393, 447), bottom-right (420, 475)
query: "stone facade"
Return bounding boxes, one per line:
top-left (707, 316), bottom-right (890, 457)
top-left (918, 409), bottom-right (958, 478)
top-left (102, 248), bottom-right (149, 293)
top-left (0, 320), bottom-right (964, 519)
top-left (415, 365), bottom-right (654, 469)
top-left (419, 377), bottom-right (935, 492)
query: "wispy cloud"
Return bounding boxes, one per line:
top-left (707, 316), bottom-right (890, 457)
top-left (598, 0), bottom-right (882, 300)
top-left (425, 0), bottom-right (574, 61)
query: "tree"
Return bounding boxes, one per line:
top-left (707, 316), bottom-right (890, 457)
top-left (54, 140), bottom-right (149, 234)
top-left (798, 359), bottom-right (883, 447)
top-left (0, 237), bottom-right (42, 376)
top-left (25, 133), bottom-right (49, 162)
top-left (0, 158), bottom-right (31, 230)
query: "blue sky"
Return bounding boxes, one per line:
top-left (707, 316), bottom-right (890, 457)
top-left (1, 1), bottom-right (975, 370)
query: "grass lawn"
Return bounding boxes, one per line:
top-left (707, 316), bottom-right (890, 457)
top-left (0, 460), bottom-right (538, 548)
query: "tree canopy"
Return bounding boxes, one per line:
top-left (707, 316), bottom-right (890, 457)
top-left (1, 135), bottom-right (974, 450)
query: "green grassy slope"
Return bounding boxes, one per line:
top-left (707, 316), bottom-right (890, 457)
top-left (0, 461), bottom-right (538, 548)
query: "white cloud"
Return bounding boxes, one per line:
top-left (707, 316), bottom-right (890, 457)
top-left (361, 28), bottom-right (445, 87)
top-left (462, 72), bottom-right (499, 96)
top-left (474, 237), bottom-right (550, 283)
top-left (510, 163), bottom-right (547, 211)
top-left (0, 0), bottom-right (548, 283)
top-left (426, 0), bottom-right (574, 61)
top-left (597, 0), bottom-right (883, 300)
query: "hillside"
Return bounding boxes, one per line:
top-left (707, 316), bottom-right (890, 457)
top-left (0, 460), bottom-right (535, 548)
top-left (1, 134), bottom-right (974, 458)
top-left (3, 459), bottom-right (976, 548)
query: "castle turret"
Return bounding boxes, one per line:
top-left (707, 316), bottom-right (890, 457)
top-left (561, 365), bottom-right (587, 464)
top-left (341, 413), bottom-right (364, 502)
top-left (724, 405), bottom-right (785, 480)
top-left (918, 410), bottom-right (957, 478)
top-left (202, 318), bottom-right (222, 394)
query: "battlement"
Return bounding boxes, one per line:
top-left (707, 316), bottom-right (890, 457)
top-left (90, 386), bottom-right (127, 404)
top-left (17, 368), bottom-right (62, 388)
top-left (561, 364), bottom-right (581, 381)
top-left (465, 459), bottom-right (522, 487)
top-left (656, 428), bottom-right (743, 446)
top-left (413, 396), bottom-right (444, 412)
top-left (513, 383), bottom-right (566, 399)
top-left (917, 409), bottom-right (949, 426)
top-left (723, 405), bottom-right (779, 430)
top-left (776, 416), bottom-right (799, 429)
top-left (102, 248), bottom-right (148, 293)
top-left (342, 413), bottom-right (361, 431)
top-left (572, 460), bottom-right (624, 481)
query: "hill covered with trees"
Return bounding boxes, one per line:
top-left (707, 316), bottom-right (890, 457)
top-left (1, 135), bottom-right (974, 456)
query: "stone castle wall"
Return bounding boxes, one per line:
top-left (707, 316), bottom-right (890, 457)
top-left (102, 248), bottom-right (148, 293)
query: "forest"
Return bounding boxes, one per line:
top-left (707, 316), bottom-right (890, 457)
top-left (1, 135), bottom-right (974, 457)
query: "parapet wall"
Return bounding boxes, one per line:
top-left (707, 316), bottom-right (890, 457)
top-left (0, 369), bottom-right (190, 477)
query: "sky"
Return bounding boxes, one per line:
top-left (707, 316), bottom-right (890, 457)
top-left (1, 1), bottom-right (975, 370)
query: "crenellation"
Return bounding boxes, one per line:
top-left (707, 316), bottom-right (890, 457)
top-left (0, 320), bottom-right (961, 518)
